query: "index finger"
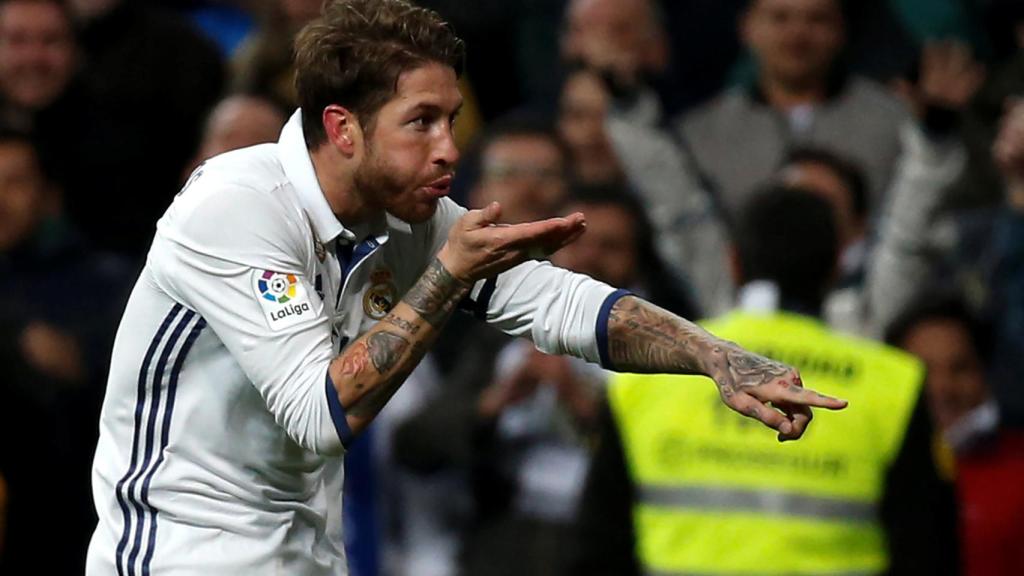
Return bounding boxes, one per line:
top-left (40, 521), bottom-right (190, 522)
top-left (779, 386), bottom-right (848, 410)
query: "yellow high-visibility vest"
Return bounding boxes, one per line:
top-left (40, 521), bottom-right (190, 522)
top-left (609, 311), bottom-right (923, 576)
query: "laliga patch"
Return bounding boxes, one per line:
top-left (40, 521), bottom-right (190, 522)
top-left (363, 268), bottom-right (397, 320)
top-left (253, 270), bottom-right (317, 331)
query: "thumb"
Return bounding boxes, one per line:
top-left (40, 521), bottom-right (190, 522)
top-left (465, 201), bottom-right (501, 228)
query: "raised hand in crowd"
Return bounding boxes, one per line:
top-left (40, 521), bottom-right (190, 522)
top-left (895, 40), bottom-right (985, 118)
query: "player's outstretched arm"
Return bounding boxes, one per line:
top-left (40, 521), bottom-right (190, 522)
top-left (328, 202), bottom-right (587, 435)
top-left (606, 297), bottom-right (847, 441)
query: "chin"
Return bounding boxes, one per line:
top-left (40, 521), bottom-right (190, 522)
top-left (391, 199), bottom-right (439, 224)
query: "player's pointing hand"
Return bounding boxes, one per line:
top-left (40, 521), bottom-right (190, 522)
top-left (704, 343), bottom-right (847, 441)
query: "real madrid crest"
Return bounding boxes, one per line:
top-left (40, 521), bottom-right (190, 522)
top-left (363, 268), bottom-right (397, 320)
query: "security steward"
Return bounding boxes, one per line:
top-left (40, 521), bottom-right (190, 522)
top-left (572, 187), bottom-right (958, 576)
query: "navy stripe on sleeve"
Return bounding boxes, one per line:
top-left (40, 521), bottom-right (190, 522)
top-left (473, 276), bottom-right (498, 320)
top-left (596, 289), bottom-right (632, 371)
top-left (325, 371), bottom-right (355, 448)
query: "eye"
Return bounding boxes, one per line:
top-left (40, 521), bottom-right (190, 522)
top-left (409, 116), bottom-right (432, 129)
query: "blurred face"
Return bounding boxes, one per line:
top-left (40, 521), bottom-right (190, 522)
top-left (552, 202), bottom-right (637, 286)
top-left (0, 0), bottom-right (75, 110)
top-left (900, 318), bottom-right (988, 433)
top-left (472, 135), bottom-right (566, 224)
top-left (562, 0), bottom-right (663, 72)
top-left (558, 70), bottom-right (621, 184)
top-left (742, 0), bottom-right (844, 90)
top-left (780, 160), bottom-right (862, 248)
top-left (198, 96), bottom-right (287, 161)
top-left (0, 141), bottom-right (45, 251)
top-left (354, 62), bottom-right (462, 224)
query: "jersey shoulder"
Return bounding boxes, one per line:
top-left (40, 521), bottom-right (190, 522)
top-left (156, 144), bottom-right (312, 273)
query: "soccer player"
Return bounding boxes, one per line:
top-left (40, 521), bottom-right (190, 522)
top-left (86, 1), bottom-right (846, 574)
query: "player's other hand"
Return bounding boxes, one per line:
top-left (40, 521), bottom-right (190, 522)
top-left (705, 343), bottom-right (848, 442)
top-left (438, 201), bottom-right (587, 283)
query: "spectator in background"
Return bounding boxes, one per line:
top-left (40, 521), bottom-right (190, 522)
top-left (560, 0), bottom-right (669, 104)
top-left (886, 297), bottom-right (1024, 576)
top-left (186, 93), bottom-right (287, 176)
top-left (0, 0), bottom-right (88, 207)
top-left (575, 187), bottom-right (957, 576)
top-left (551, 185), bottom-right (697, 320)
top-left (868, 41), bottom-right (986, 335)
top-left (0, 0), bottom-right (76, 124)
top-left (991, 99), bottom-right (1024, 430)
top-left (0, 128), bottom-right (130, 575)
top-left (63, 0), bottom-right (224, 259)
top-left (777, 147), bottom-right (870, 333)
top-left (598, 0), bottom-right (910, 223)
top-left (557, 68), bottom-right (622, 186)
top-left (232, 0), bottom-right (322, 109)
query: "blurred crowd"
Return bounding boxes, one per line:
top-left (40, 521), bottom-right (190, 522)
top-left (1, 0), bottom-right (1023, 574)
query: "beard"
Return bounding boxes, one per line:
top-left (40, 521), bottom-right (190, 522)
top-left (353, 140), bottom-right (445, 224)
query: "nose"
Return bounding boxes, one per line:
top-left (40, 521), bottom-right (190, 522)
top-left (434, 130), bottom-right (459, 168)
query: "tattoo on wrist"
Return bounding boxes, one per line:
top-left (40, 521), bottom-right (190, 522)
top-left (403, 258), bottom-right (470, 328)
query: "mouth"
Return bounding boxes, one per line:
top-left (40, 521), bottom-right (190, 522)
top-left (421, 175), bottom-right (453, 199)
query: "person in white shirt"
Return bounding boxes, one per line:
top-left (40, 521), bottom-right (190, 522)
top-left (86, 1), bottom-right (847, 574)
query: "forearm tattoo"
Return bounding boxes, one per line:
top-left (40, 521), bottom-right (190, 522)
top-left (367, 331), bottom-right (409, 374)
top-left (402, 258), bottom-right (471, 328)
top-left (607, 297), bottom-right (705, 374)
top-left (607, 296), bottom-right (792, 398)
top-left (382, 315), bottom-right (420, 335)
top-left (337, 260), bottom-right (468, 421)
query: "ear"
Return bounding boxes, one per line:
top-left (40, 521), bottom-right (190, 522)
top-left (322, 104), bottom-right (362, 157)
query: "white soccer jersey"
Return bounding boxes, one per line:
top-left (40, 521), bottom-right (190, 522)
top-left (87, 111), bottom-right (623, 575)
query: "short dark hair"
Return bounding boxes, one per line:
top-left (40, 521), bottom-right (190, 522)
top-left (884, 295), bottom-right (992, 362)
top-left (734, 185), bottom-right (839, 307)
top-left (783, 146), bottom-right (868, 221)
top-left (294, 0), bottom-right (465, 148)
top-left (476, 111), bottom-right (567, 169)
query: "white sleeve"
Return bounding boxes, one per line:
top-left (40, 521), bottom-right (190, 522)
top-left (867, 124), bottom-right (967, 335)
top-left (152, 184), bottom-right (344, 457)
top-left (462, 260), bottom-right (626, 368)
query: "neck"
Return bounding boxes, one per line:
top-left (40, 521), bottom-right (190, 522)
top-left (760, 74), bottom-right (827, 109)
top-left (309, 144), bottom-right (377, 225)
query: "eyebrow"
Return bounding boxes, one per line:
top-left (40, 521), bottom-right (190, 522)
top-left (408, 100), bottom-right (464, 117)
